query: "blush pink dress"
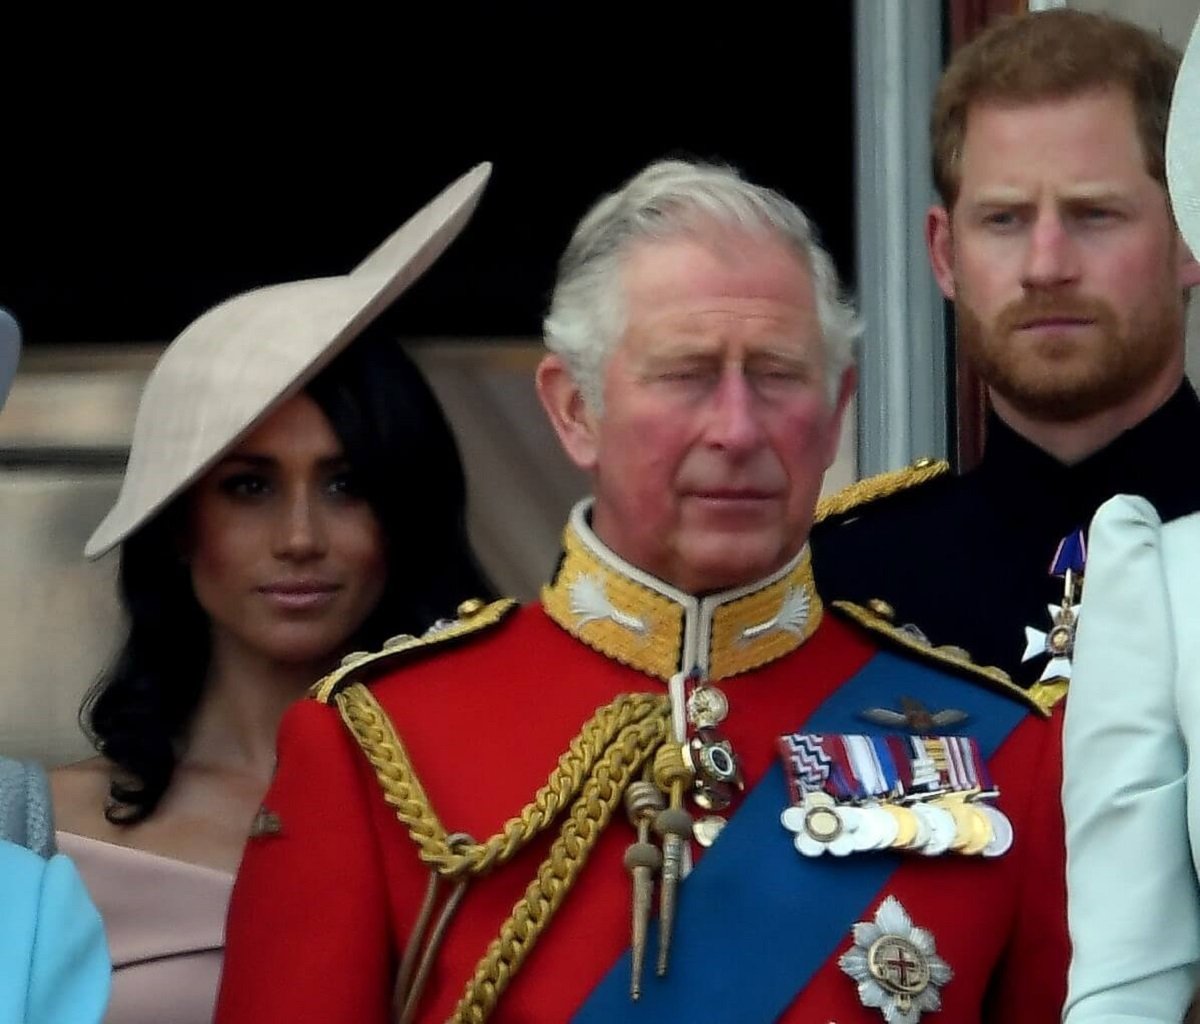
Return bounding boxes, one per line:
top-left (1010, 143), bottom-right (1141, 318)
top-left (57, 832), bottom-right (233, 1024)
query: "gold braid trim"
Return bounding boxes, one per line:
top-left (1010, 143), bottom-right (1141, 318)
top-left (814, 458), bottom-right (949, 523)
top-left (1026, 678), bottom-right (1069, 713)
top-left (336, 683), bottom-right (671, 878)
top-left (311, 598), bottom-right (519, 704)
top-left (832, 599), bottom-right (1052, 717)
top-left (449, 709), bottom-right (670, 1023)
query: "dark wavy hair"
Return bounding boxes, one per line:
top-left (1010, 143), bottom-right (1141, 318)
top-left (81, 329), bottom-right (494, 823)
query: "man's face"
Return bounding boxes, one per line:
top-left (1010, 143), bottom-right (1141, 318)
top-left (928, 87), bottom-right (1197, 423)
top-left (545, 228), bottom-right (852, 595)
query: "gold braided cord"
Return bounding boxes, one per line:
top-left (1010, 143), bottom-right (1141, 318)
top-left (652, 741), bottom-right (693, 794)
top-left (813, 458), bottom-right (949, 523)
top-left (449, 710), bottom-right (671, 1023)
top-left (336, 683), bottom-right (671, 878)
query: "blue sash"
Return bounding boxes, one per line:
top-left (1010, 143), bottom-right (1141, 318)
top-left (573, 651), bottom-right (1036, 1022)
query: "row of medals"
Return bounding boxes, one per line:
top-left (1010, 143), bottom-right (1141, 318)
top-left (783, 788), bottom-right (1013, 858)
top-left (678, 683), bottom-right (1015, 859)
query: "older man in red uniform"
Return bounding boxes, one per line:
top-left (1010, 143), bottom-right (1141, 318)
top-left (217, 159), bottom-right (1068, 1023)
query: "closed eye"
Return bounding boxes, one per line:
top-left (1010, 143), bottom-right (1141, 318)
top-left (752, 366), bottom-right (809, 382)
top-left (746, 355), bottom-right (815, 388)
top-left (646, 359), bottom-right (720, 386)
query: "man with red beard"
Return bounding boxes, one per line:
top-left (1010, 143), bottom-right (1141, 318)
top-left (813, 9), bottom-right (1200, 691)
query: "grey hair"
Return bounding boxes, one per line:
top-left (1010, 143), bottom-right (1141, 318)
top-left (543, 159), bottom-right (861, 411)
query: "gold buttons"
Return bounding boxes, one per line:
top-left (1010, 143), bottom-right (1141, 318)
top-left (383, 633), bottom-right (416, 650)
top-left (457, 597), bottom-right (486, 618)
top-left (867, 599), bottom-right (896, 622)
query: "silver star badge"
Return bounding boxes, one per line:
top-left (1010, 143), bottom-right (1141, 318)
top-left (839, 895), bottom-right (952, 1023)
top-left (1022, 602), bottom-right (1080, 681)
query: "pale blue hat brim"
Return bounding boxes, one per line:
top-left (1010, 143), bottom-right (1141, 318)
top-left (0, 310), bottom-right (21, 410)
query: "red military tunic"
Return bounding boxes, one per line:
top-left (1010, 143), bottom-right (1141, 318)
top-left (217, 507), bottom-right (1067, 1023)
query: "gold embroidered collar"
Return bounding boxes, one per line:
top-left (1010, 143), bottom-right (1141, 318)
top-left (542, 500), bottom-right (823, 682)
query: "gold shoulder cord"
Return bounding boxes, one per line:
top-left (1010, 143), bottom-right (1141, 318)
top-left (814, 457), bottom-right (950, 524)
top-left (335, 683), bottom-right (672, 1023)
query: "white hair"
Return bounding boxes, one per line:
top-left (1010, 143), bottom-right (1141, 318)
top-left (543, 159), bottom-right (861, 411)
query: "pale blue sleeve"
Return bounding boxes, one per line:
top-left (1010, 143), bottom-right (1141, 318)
top-left (26, 853), bottom-right (111, 1024)
top-left (0, 757), bottom-right (55, 858)
top-left (1063, 495), bottom-right (1200, 1023)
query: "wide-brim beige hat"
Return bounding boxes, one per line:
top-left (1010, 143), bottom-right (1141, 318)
top-left (1169, 16), bottom-right (1200, 256)
top-left (85, 162), bottom-right (491, 559)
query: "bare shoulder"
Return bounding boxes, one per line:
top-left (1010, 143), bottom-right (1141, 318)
top-left (49, 757), bottom-right (113, 835)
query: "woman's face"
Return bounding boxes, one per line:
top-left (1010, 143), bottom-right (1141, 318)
top-left (187, 394), bottom-right (388, 670)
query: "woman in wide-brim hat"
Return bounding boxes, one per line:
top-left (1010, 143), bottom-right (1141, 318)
top-left (1061, 18), bottom-right (1200, 1023)
top-left (49, 164), bottom-right (494, 1024)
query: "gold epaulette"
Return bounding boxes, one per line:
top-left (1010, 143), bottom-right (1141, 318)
top-left (832, 599), bottom-right (1062, 717)
top-left (309, 597), bottom-right (519, 704)
top-left (815, 457), bottom-right (950, 524)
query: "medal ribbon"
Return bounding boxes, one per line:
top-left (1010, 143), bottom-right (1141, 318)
top-left (777, 733), bottom-right (831, 803)
top-left (1049, 527), bottom-right (1087, 577)
top-left (885, 736), bottom-right (913, 791)
top-left (825, 738), bottom-right (860, 801)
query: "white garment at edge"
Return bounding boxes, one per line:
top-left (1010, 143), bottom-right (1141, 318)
top-left (1063, 495), bottom-right (1200, 1022)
